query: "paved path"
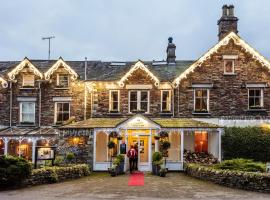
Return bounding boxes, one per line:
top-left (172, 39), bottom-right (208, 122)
top-left (1, 172), bottom-right (270, 200)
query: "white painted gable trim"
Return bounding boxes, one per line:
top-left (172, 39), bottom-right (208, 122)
top-left (173, 32), bottom-right (270, 87)
top-left (8, 58), bottom-right (43, 80)
top-left (0, 77), bottom-right (8, 88)
top-left (44, 58), bottom-right (78, 81)
top-left (118, 60), bottom-right (160, 87)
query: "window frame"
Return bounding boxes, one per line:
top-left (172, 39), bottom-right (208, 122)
top-left (248, 88), bottom-right (264, 109)
top-left (223, 59), bottom-right (235, 75)
top-left (19, 102), bottom-right (36, 124)
top-left (56, 74), bottom-right (69, 88)
top-left (22, 74), bottom-right (35, 87)
top-left (109, 90), bottom-right (120, 112)
top-left (161, 90), bottom-right (172, 112)
top-left (54, 102), bottom-right (70, 123)
top-left (128, 90), bottom-right (150, 113)
top-left (193, 89), bottom-right (210, 112)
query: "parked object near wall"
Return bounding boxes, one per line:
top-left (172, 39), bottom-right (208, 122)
top-left (185, 163), bottom-right (270, 193)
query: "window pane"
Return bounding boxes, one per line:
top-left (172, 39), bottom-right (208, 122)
top-left (21, 102), bottom-right (35, 123)
top-left (195, 132), bottom-right (208, 153)
top-left (249, 90), bottom-right (254, 96)
top-left (255, 90), bottom-right (261, 97)
top-left (63, 103), bottom-right (69, 111)
top-left (249, 98), bottom-right (254, 107)
top-left (130, 102), bottom-right (137, 112)
top-left (58, 75), bottom-right (69, 87)
top-left (130, 92), bottom-right (137, 101)
top-left (162, 91), bottom-right (169, 101)
top-left (202, 90), bottom-right (207, 97)
top-left (113, 102), bottom-right (118, 110)
top-left (141, 91), bottom-right (148, 101)
top-left (224, 60), bottom-right (234, 73)
top-left (195, 90), bottom-right (202, 97)
top-left (62, 113), bottom-right (69, 121)
top-left (201, 98), bottom-right (207, 110)
top-left (140, 102), bottom-right (148, 112)
top-left (112, 92), bottom-right (118, 101)
top-left (23, 75), bottom-right (35, 86)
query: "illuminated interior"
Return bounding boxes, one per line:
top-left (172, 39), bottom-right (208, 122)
top-left (194, 131), bottom-right (208, 153)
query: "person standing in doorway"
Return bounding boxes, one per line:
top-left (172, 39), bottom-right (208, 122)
top-left (127, 145), bottom-right (137, 173)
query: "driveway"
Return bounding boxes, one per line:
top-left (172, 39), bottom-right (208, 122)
top-left (1, 172), bottom-right (270, 200)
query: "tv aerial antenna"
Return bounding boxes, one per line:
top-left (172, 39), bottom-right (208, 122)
top-left (42, 36), bottom-right (55, 60)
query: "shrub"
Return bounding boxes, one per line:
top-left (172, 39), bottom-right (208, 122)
top-left (152, 151), bottom-right (163, 165)
top-left (107, 141), bottom-right (116, 149)
top-left (116, 154), bottom-right (125, 162)
top-left (66, 152), bottom-right (75, 163)
top-left (222, 127), bottom-right (270, 162)
top-left (0, 156), bottom-right (32, 188)
top-left (213, 159), bottom-right (266, 172)
top-left (54, 155), bottom-right (65, 166)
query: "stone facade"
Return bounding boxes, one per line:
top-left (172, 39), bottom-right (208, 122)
top-left (176, 40), bottom-right (270, 118)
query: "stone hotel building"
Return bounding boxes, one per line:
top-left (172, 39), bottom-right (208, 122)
top-left (0, 5), bottom-right (269, 171)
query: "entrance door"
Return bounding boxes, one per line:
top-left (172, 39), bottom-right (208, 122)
top-left (128, 135), bottom-right (151, 171)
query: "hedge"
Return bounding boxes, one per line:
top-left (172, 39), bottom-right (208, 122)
top-left (222, 127), bottom-right (270, 162)
top-left (0, 156), bottom-right (32, 188)
top-left (25, 164), bottom-right (91, 186)
top-left (185, 163), bottom-right (270, 193)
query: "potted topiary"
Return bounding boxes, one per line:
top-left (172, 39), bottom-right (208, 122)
top-left (107, 141), bottom-right (116, 149)
top-left (116, 154), bottom-right (125, 174)
top-left (152, 151), bottom-right (163, 175)
top-left (159, 167), bottom-right (167, 177)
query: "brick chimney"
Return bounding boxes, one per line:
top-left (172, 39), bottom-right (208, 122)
top-left (166, 37), bottom-right (176, 63)
top-left (217, 5), bottom-right (238, 41)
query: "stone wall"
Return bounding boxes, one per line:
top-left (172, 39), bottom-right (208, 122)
top-left (176, 40), bottom-right (270, 118)
top-left (25, 164), bottom-right (90, 186)
top-left (0, 86), bottom-right (10, 126)
top-left (185, 163), bottom-right (270, 193)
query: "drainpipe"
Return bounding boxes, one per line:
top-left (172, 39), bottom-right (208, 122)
top-left (84, 57), bottom-right (87, 120)
top-left (39, 81), bottom-right (41, 127)
top-left (9, 82), bottom-right (12, 127)
top-left (178, 84), bottom-right (180, 117)
top-left (172, 85), bottom-right (175, 117)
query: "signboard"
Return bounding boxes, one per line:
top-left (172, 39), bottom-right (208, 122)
top-left (35, 146), bottom-right (56, 168)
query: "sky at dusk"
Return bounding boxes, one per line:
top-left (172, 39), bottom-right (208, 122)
top-left (0, 0), bottom-right (269, 61)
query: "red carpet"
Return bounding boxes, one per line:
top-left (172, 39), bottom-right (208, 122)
top-left (128, 172), bottom-right (144, 186)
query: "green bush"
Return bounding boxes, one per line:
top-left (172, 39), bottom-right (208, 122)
top-left (152, 152), bottom-right (163, 165)
top-left (0, 156), bottom-right (32, 188)
top-left (54, 155), bottom-right (65, 166)
top-left (222, 127), bottom-right (270, 162)
top-left (213, 159), bottom-right (266, 172)
top-left (66, 152), bottom-right (75, 162)
top-left (116, 154), bottom-right (124, 162)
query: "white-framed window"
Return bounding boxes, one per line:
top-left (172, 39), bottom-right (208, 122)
top-left (20, 102), bottom-right (35, 123)
top-left (128, 90), bottom-right (149, 113)
top-left (224, 59), bottom-right (235, 74)
top-left (109, 90), bottom-right (120, 112)
top-left (22, 74), bottom-right (35, 87)
top-left (248, 89), bottom-right (263, 109)
top-left (57, 74), bottom-right (69, 87)
top-left (161, 90), bottom-right (171, 112)
top-left (194, 89), bottom-right (209, 113)
top-left (54, 102), bottom-right (70, 123)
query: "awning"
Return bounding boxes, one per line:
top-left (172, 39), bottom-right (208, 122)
top-left (60, 115), bottom-right (219, 129)
top-left (0, 127), bottom-right (59, 137)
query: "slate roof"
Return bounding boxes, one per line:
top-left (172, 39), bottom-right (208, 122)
top-left (61, 117), bottom-right (219, 129)
top-left (0, 59), bottom-right (194, 82)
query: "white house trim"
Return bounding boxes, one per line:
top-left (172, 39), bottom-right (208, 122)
top-left (44, 57), bottom-right (78, 80)
top-left (173, 32), bottom-right (270, 87)
top-left (0, 77), bottom-right (8, 88)
top-left (7, 58), bottom-right (43, 80)
top-left (52, 97), bottom-right (72, 102)
top-left (118, 60), bottom-right (160, 87)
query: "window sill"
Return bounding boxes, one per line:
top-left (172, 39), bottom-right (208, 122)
top-left (20, 87), bottom-right (37, 90)
top-left (54, 87), bottom-right (70, 90)
top-left (159, 112), bottom-right (173, 116)
top-left (192, 112), bottom-right (211, 115)
top-left (246, 109), bottom-right (266, 112)
top-left (107, 112), bottom-right (121, 116)
top-left (17, 123), bottom-right (36, 127)
top-left (223, 73), bottom-right (237, 76)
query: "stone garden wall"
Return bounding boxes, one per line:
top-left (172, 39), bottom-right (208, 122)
top-left (25, 164), bottom-right (91, 186)
top-left (185, 163), bottom-right (270, 193)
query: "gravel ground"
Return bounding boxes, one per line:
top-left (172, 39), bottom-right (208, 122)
top-left (0, 172), bottom-right (270, 200)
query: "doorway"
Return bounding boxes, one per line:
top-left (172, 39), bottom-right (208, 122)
top-left (128, 134), bottom-right (151, 171)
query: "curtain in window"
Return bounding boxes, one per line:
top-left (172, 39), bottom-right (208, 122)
top-left (21, 102), bottom-right (35, 122)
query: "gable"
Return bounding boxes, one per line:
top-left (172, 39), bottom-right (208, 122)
top-left (118, 61), bottom-right (160, 87)
top-left (117, 114), bottom-right (160, 129)
top-left (44, 58), bottom-right (78, 80)
top-left (7, 58), bottom-right (43, 80)
top-left (172, 32), bottom-right (270, 87)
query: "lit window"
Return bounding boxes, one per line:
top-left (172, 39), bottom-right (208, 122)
top-left (57, 74), bottom-right (69, 87)
top-left (194, 131), bottom-right (208, 153)
top-left (161, 90), bottom-right (171, 112)
top-left (22, 75), bottom-right (35, 87)
top-left (248, 89), bottom-right (263, 109)
top-left (194, 89), bottom-right (209, 112)
top-left (129, 91), bottom-right (149, 113)
top-left (55, 102), bottom-right (70, 123)
top-left (20, 102), bottom-right (35, 123)
top-left (109, 90), bottom-right (120, 112)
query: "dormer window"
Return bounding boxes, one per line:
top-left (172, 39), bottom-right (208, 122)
top-left (57, 74), bottom-right (69, 87)
top-left (223, 55), bottom-right (238, 75)
top-left (22, 75), bottom-right (35, 87)
top-left (161, 90), bottom-right (171, 112)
